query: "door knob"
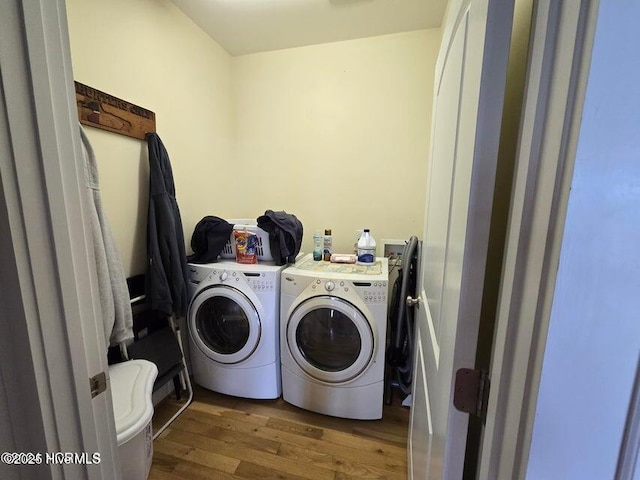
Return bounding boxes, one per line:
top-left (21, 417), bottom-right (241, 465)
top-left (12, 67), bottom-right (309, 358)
top-left (406, 295), bottom-right (421, 307)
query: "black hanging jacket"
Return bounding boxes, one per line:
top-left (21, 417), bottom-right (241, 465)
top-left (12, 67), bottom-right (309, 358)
top-left (145, 133), bottom-right (189, 318)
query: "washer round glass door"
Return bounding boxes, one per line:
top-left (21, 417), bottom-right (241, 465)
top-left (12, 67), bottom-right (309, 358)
top-left (287, 296), bottom-right (374, 383)
top-left (189, 285), bottom-right (261, 364)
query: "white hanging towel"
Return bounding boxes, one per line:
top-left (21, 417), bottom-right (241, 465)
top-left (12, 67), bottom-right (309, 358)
top-left (80, 125), bottom-right (133, 349)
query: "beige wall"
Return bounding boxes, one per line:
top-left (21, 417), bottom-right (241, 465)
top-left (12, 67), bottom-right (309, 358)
top-left (233, 30), bottom-right (439, 254)
top-left (67, 0), bottom-right (440, 273)
top-left (66, 0), bottom-right (234, 275)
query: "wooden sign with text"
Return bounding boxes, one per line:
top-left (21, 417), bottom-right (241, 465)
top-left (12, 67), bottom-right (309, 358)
top-left (75, 81), bottom-right (155, 140)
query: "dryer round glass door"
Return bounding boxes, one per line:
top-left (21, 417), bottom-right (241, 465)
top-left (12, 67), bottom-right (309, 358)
top-left (189, 285), bottom-right (261, 364)
top-left (287, 296), bottom-right (374, 383)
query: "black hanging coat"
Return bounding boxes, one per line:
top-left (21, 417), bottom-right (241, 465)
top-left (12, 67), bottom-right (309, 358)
top-left (145, 133), bottom-right (189, 318)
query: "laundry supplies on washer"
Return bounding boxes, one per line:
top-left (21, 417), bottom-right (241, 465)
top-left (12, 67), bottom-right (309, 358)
top-left (313, 231), bottom-right (323, 261)
top-left (234, 229), bottom-right (259, 264)
top-left (323, 229), bottom-right (332, 261)
top-left (356, 229), bottom-right (376, 266)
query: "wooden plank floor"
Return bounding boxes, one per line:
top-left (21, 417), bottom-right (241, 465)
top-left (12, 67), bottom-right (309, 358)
top-left (150, 384), bottom-right (410, 480)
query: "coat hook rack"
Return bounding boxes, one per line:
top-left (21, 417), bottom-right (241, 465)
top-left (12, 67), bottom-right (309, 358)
top-left (75, 81), bottom-right (156, 141)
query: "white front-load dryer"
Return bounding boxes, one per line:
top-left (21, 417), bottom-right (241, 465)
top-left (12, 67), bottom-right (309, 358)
top-left (187, 261), bottom-right (284, 399)
top-left (280, 254), bottom-right (389, 419)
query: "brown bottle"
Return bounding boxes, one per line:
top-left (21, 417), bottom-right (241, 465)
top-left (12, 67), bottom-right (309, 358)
top-left (323, 229), bottom-right (332, 261)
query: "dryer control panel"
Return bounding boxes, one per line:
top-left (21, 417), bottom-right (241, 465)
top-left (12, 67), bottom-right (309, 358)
top-left (308, 278), bottom-right (388, 304)
top-left (212, 270), bottom-right (277, 292)
top-left (187, 264), bottom-right (212, 283)
top-left (354, 281), bottom-right (388, 304)
top-left (243, 272), bottom-right (277, 292)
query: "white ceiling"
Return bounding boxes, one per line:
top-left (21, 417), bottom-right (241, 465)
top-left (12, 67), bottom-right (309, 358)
top-left (170, 0), bottom-right (448, 56)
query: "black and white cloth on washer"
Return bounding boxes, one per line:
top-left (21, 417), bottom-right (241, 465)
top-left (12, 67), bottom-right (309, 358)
top-left (257, 210), bottom-right (303, 266)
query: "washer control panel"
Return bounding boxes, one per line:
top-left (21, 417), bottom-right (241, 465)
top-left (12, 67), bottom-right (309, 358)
top-left (309, 278), bottom-right (387, 304)
top-left (207, 269), bottom-right (240, 285)
top-left (358, 281), bottom-right (388, 304)
top-left (187, 264), bottom-right (211, 283)
top-left (195, 268), bottom-right (277, 292)
top-left (243, 272), bottom-right (276, 292)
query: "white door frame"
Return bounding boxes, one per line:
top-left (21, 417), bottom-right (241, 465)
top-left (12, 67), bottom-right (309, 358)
top-left (0, 1), bottom-right (119, 478)
top-left (478, 1), bottom-right (599, 478)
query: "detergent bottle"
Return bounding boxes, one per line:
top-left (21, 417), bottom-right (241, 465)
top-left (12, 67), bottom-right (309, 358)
top-left (356, 229), bottom-right (376, 266)
top-left (313, 231), bottom-right (323, 261)
top-left (323, 229), bottom-right (332, 261)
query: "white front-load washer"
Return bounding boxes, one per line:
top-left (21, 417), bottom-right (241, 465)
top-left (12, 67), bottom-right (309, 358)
top-left (280, 254), bottom-right (389, 419)
top-left (187, 260), bottom-right (285, 399)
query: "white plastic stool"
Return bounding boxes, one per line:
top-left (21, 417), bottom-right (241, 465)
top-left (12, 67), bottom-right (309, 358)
top-left (109, 359), bottom-right (158, 480)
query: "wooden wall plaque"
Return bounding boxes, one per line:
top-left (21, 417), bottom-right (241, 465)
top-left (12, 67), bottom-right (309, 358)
top-left (75, 81), bottom-right (156, 140)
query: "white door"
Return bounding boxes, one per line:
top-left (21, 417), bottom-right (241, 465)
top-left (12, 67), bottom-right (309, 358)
top-left (409, 0), bottom-right (515, 478)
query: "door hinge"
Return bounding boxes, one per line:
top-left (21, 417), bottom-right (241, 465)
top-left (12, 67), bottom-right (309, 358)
top-left (453, 368), bottom-right (490, 424)
top-left (89, 371), bottom-right (107, 398)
